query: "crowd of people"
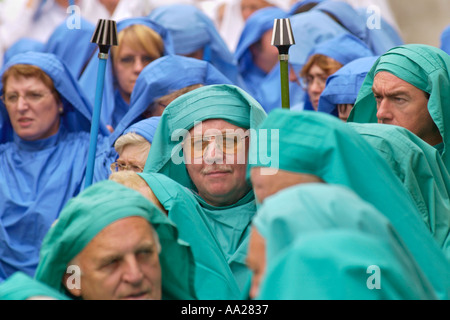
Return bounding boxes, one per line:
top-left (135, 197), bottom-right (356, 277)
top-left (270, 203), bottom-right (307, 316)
top-left (0, 0), bottom-right (449, 300)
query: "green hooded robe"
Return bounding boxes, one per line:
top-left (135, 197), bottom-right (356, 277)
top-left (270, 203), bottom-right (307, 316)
top-left (347, 44), bottom-right (450, 171)
top-left (254, 183), bottom-right (438, 299)
top-left (142, 84), bottom-right (267, 299)
top-left (248, 109), bottom-right (450, 299)
top-left (34, 180), bottom-right (197, 300)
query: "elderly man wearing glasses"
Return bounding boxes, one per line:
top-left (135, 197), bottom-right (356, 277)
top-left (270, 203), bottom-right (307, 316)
top-left (137, 84), bottom-right (267, 300)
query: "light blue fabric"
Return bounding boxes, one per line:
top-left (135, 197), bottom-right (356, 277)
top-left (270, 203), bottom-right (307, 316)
top-left (148, 4), bottom-right (244, 89)
top-left (312, 1), bottom-right (403, 55)
top-left (318, 55), bottom-right (378, 116)
top-left (234, 7), bottom-right (289, 112)
top-left (44, 17), bottom-right (97, 79)
top-left (0, 52), bottom-right (109, 282)
top-left (289, 0), bottom-right (325, 14)
top-left (440, 25), bottom-right (450, 55)
top-left (305, 33), bottom-right (374, 65)
top-left (78, 17), bottom-right (174, 130)
top-left (3, 39), bottom-right (45, 66)
top-left (124, 116), bottom-right (161, 144)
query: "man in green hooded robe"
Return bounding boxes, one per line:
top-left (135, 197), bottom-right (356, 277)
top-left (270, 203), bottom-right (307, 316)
top-left (349, 122), bottom-right (450, 258)
top-left (248, 183), bottom-right (438, 299)
top-left (347, 44), bottom-right (450, 172)
top-left (248, 110), bottom-right (450, 299)
top-left (33, 180), bottom-right (197, 300)
top-left (140, 84), bottom-right (267, 300)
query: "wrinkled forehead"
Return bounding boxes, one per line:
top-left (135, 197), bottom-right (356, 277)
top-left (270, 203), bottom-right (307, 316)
top-left (188, 118), bottom-right (247, 134)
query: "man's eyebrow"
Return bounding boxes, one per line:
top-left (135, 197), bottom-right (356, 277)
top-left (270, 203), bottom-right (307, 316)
top-left (372, 87), bottom-right (411, 97)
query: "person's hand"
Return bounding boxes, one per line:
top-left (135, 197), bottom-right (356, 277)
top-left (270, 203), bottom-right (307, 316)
top-left (107, 125), bottom-right (114, 133)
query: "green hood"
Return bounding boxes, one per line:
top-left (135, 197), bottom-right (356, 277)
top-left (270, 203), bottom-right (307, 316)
top-left (254, 183), bottom-right (437, 299)
top-left (34, 180), bottom-right (197, 300)
top-left (248, 109), bottom-right (450, 299)
top-left (349, 122), bottom-right (450, 257)
top-left (143, 84), bottom-right (267, 189)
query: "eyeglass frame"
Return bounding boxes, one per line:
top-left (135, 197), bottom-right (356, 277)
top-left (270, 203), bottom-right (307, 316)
top-left (182, 130), bottom-right (250, 159)
top-left (1, 90), bottom-right (55, 106)
top-left (110, 161), bottom-right (145, 173)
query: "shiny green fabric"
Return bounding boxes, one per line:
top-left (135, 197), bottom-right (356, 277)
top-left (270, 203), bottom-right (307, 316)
top-left (349, 122), bottom-right (450, 257)
top-left (139, 172), bottom-right (253, 299)
top-left (347, 44), bottom-right (450, 171)
top-left (143, 84), bottom-right (267, 189)
top-left (254, 183), bottom-right (437, 299)
top-left (34, 180), bottom-right (197, 300)
top-left (248, 109), bottom-right (450, 299)
top-left (0, 272), bottom-right (70, 300)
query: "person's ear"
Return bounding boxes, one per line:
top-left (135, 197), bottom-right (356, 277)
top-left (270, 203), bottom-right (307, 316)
top-left (62, 272), bottom-right (82, 298)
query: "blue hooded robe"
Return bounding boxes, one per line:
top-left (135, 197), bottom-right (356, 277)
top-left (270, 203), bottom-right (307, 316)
top-left (318, 55), bottom-right (378, 116)
top-left (300, 33), bottom-right (375, 111)
top-left (148, 4), bottom-right (245, 89)
top-left (312, 0), bottom-right (403, 55)
top-left (44, 16), bottom-right (97, 79)
top-left (0, 52), bottom-right (109, 282)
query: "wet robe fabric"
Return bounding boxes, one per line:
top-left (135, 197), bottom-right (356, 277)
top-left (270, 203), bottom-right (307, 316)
top-left (44, 16), bottom-right (97, 79)
top-left (78, 17), bottom-right (175, 129)
top-left (349, 122), bottom-right (450, 258)
top-left (312, 0), bottom-right (403, 55)
top-left (138, 172), bottom-right (252, 300)
top-left (440, 25), bottom-right (450, 55)
top-left (248, 110), bottom-right (450, 299)
top-left (253, 183), bottom-right (437, 300)
top-left (143, 84), bottom-right (267, 299)
top-left (318, 55), bottom-right (378, 117)
top-left (34, 180), bottom-right (197, 300)
top-left (147, 4), bottom-right (244, 88)
top-left (0, 52), bottom-right (109, 282)
top-left (0, 272), bottom-right (70, 300)
top-left (347, 44), bottom-right (450, 172)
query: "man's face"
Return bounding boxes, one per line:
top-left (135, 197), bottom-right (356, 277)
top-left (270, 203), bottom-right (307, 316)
top-left (67, 217), bottom-right (162, 300)
top-left (184, 119), bottom-right (251, 207)
top-left (373, 71), bottom-right (442, 146)
top-left (250, 167), bottom-right (324, 204)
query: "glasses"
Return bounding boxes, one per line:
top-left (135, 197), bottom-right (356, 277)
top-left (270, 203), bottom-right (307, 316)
top-left (110, 161), bottom-right (144, 173)
top-left (183, 131), bottom-right (249, 159)
top-left (1, 90), bottom-right (53, 106)
top-left (118, 55), bottom-right (155, 68)
top-left (299, 75), bottom-right (328, 90)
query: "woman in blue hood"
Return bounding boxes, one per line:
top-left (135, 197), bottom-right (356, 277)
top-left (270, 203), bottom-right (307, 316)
top-left (0, 52), bottom-right (109, 282)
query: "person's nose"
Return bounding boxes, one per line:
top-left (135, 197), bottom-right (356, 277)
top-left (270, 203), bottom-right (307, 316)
top-left (133, 58), bottom-right (146, 73)
top-left (376, 98), bottom-right (393, 123)
top-left (122, 256), bottom-right (144, 285)
top-left (309, 78), bottom-right (323, 94)
top-left (16, 96), bottom-right (30, 112)
top-left (203, 140), bottom-right (224, 165)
